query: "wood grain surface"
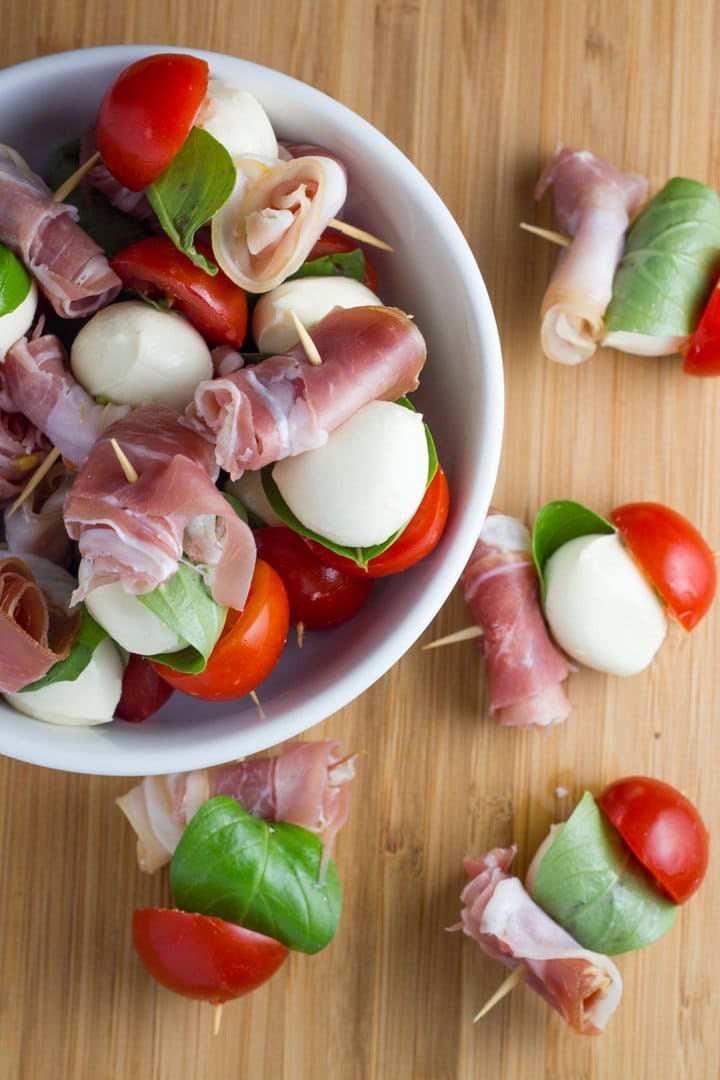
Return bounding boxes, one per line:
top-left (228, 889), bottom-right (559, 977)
top-left (0, 2), bottom-right (718, 1078)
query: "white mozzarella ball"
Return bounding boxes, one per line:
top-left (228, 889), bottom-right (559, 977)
top-left (272, 400), bottom-right (429, 547)
top-left (224, 471), bottom-right (284, 526)
top-left (543, 533), bottom-right (668, 675)
top-left (70, 301), bottom-right (213, 410)
top-left (252, 276), bottom-right (382, 354)
top-left (78, 559), bottom-right (185, 656)
top-left (0, 278), bottom-right (37, 357)
top-left (196, 80), bottom-right (278, 161)
top-left (5, 637), bottom-right (123, 726)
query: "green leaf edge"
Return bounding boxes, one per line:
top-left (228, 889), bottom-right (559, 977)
top-left (20, 606), bottom-right (108, 691)
top-left (532, 499), bottom-right (615, 596)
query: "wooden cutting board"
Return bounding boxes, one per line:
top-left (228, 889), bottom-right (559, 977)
top-left (0, 2), bottom-right (716, 1077)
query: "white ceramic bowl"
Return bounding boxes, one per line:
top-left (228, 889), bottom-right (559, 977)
top-left (0, 45), bottom-right (503, 775)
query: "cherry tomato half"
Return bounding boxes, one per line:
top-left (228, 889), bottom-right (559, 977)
top-left (133, 908), bottom-right (288, 1003)
top-left (682, 284), bottom-right (720, 375)
top-left (96, 54), bottom-right (209, 191)
top-left (254, 526), bottom-right (373, 629)
top-left (305, 465), bottom-right (450, 579)
top-left (308, 229), bottom-right (380, 293)
top-left (152, 560), bottom-right (289, 700)
top-left (115, 654), bottom-right (174, 723)
top-left (111, 236), bottom-right (248, 347)
top-left (609, 501), bottom-right (716, 631)
top-left (598, 776), bottom-right (709, 904)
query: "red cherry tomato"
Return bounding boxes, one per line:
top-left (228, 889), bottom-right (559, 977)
top-left (609, 501), bottom-right (716, 630)
top-left (254, 526), bottom-right (373, 629)
top-left (96, 54), bottom-right (209, 191)
top-left (305, 465), bottom-right (450, 579)
top-left (133, 908), bottom-right (288, 1003)
top-left (115, 653), bottom-right (174, 723)
top-left (308, 229), bottom-right (380, 293)
top-left (152, 560), bottom-right (289, 700)
top-left (598, 776), bottom-right (709, 904)
top-left (111, 236), bottom-right (248, 347)
top-left (682, 284), bottom-right (720, 375)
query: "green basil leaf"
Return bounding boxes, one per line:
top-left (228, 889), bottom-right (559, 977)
top-left (530, 792), bottom-right (677, 954)
top-left (221, 490), bottom-right (249, 523)
top-left (0, 243), bottom-right (32, 317)
top-left (139, 562), bottom-right (227, 672)
top-left (287, 249), bottom-right (366, 283)
top-left (20, 606), bottom-right (107, 691)
top-left (146, 127), bottom-right (235, 275)
top-left (532, 500), bottom-right (614, 592)
top-left (48, 139), bottom-right (148, 257)
top-left (170, 796), bottom-right (342, 954)
top-left (604, 177), bottom-right (720, 337)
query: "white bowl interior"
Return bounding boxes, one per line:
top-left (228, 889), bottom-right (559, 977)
top-left (0, 45), bottom-right (503, 774)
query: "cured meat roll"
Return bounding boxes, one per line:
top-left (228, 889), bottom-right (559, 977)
top-left (457, 847), bottom-right (622, 1035)
top-left (3, 461), bottom-right (73, 566)
top-left (116, 740), bottom-right (355, 873)
top-left (461, 512), bottom-right (571, 730)
top-left (534, 147), bottom-right (648, 364)
top-left (188, 305), bottom-right (426, 477)
top-left (0, 408), bottom-right (51, 504)
top-left (0, 145), bottom-right (121, 318)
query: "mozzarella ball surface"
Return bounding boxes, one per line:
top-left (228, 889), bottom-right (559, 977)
top-left (196, 81), bottom-right (278, 161)
top-left (78, 559), bottom-right (185, 656)
top-left (252, 276), bottom-right (382, 354)
top-left (224, 470), bottom-right (284, 526)
top-left (5, 637), bottom-right (123, 726)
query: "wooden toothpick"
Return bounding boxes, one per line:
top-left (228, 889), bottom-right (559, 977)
top-left (249, 689), bottom-right (266, 720)
top-left (422, 625), bottom-right (483, 651)
top-left (52, 151), bottom-right (100, 203)
top-left (289, 309), bottom-right (323, 366)
top-left (328, 217), bottom-right (394, 252)
top-left (296, 622), bottom-right (305, 649)
top-left (473, 965), bottom-right (526, 1022)
top-left (110, 438), bottom-right (138, 483)
top-left (519, 222), bottom-right (570, 247)
top-left (6, 445), bottom-right (61, 519)
top-left (212, 1003), bottom-right (223, 1036)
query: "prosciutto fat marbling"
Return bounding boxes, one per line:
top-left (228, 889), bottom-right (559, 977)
top-left (116, 740), bottom-right (355, 873)
top-left (189, 305), bottom-right (426, 477)
top-left (0, 145), bottom-right (121, 318)
top-left (461, 512), bottom-right (571, 730)
top-left (64, 405), bottom-right (256, 609)
top-left (534, 147), bottom-right (648, 364)
top-left (0, 555), bottom-right (79, 691)
top-left (457, 847), bottom-right (622, 1035)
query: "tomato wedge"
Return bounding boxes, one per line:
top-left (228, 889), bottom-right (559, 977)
top-left (682, 283), bottom-right (720, 375)
top-left (152, 560), bottom-right (289, 700)
top-left (598, 777), bottom-right (709, 904)
top-left (308, 229), bottom-right (379, 293)
top-left (96, 54), bottom-right (209, 191)
top-left (305, 465), bottom-right (450, 578)
top-left (115, 654), bottom-right (174, 723)
top-left (133, 908), bottom-right (288, 1003)
top-left (609, 501), bottom-right (716, 630)
top-left (111, 236), bottom-right (248, 347)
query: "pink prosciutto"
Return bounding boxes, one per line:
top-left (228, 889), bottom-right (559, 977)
top-left (4, 333), bottom-right (130, 466)
top-left (534, 147), bottom-right (648, 364)
top-left (80, 130), bottom-right (158, 227)
top-left (64, 405), bottom-right (256, 610)
top-left (457, 847), bottom-right (622, 1035)
top-left (0, 145), bottom-right (121, 318)
top-left (116, 740), bottom-right (355, 873)
top-left (4, 461), bottom-right (73, 566)
top-left (0, 407), bottom-right (51, 505)
top-left (188, 305), bottom-right (426, 477)
top-left (461, 512), bottom-right (571, 730)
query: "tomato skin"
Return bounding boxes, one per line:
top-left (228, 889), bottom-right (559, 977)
top-left (304, 465), bottom-right (450, 579)
top-left (254, 526), bottom-right (373, 629)
top-left (308, 229), bottom-right (380, 293)
top-left (609, 501), bottom-right (716, 630)
top-left (152, 560), bottom-right (289, 701)
top-left (96, 54), bottom-right (209, 191)
top-left (598, 777), bottom-right (709, 904)
top-left (111, 236), bottom-right (248, 347)
top-left (682, 285), bottom-right (720, 375)
top-left (133, 908), bottom-right (288, 1003)
top-left (115, 654), bottom-right (174, 723)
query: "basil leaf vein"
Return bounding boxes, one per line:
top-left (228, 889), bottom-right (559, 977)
top-left (139, 562), bottom-right (227, 673)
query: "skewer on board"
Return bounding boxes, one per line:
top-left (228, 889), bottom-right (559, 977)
top-left (289, 309), bottom-right (323, 365)
top-left (328, 217), bottom-right (394, 252)
top-left (6, 445), bottom-right (62, 519)
top-left (519, 221), bottom-right (570, 247)
top-left (422, 625), bottom-right (483, 650)
top-left (473, 964), bottom-right (527, 1022)
top-left (52, 151), bottom-right (100, 203)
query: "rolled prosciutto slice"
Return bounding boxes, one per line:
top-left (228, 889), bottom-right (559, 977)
top-left (461, 512), bottom-right (571, 730)
top-left (0, 145), bottom-right (121, 318)
top-left (64, 405), bottom-right (256, 610)
top-left (4, 461), bottom-right (73, 566)
top-left (211, 154), bottom-right (347, 293)
top-left (0, 555), bottom-right (79, 692)
top-left (4, 333), bottom-right (130, 467)
top-left (189, 305), bottom-right (426, 477)
top-left (0, 408), bottom-right (51, 504)
top-left (116, 740), bottom-right (355, 873)
top-left (534, 147), bottom-right (648, 364)
top-left (457, 847), bottom-right (622, 1035)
